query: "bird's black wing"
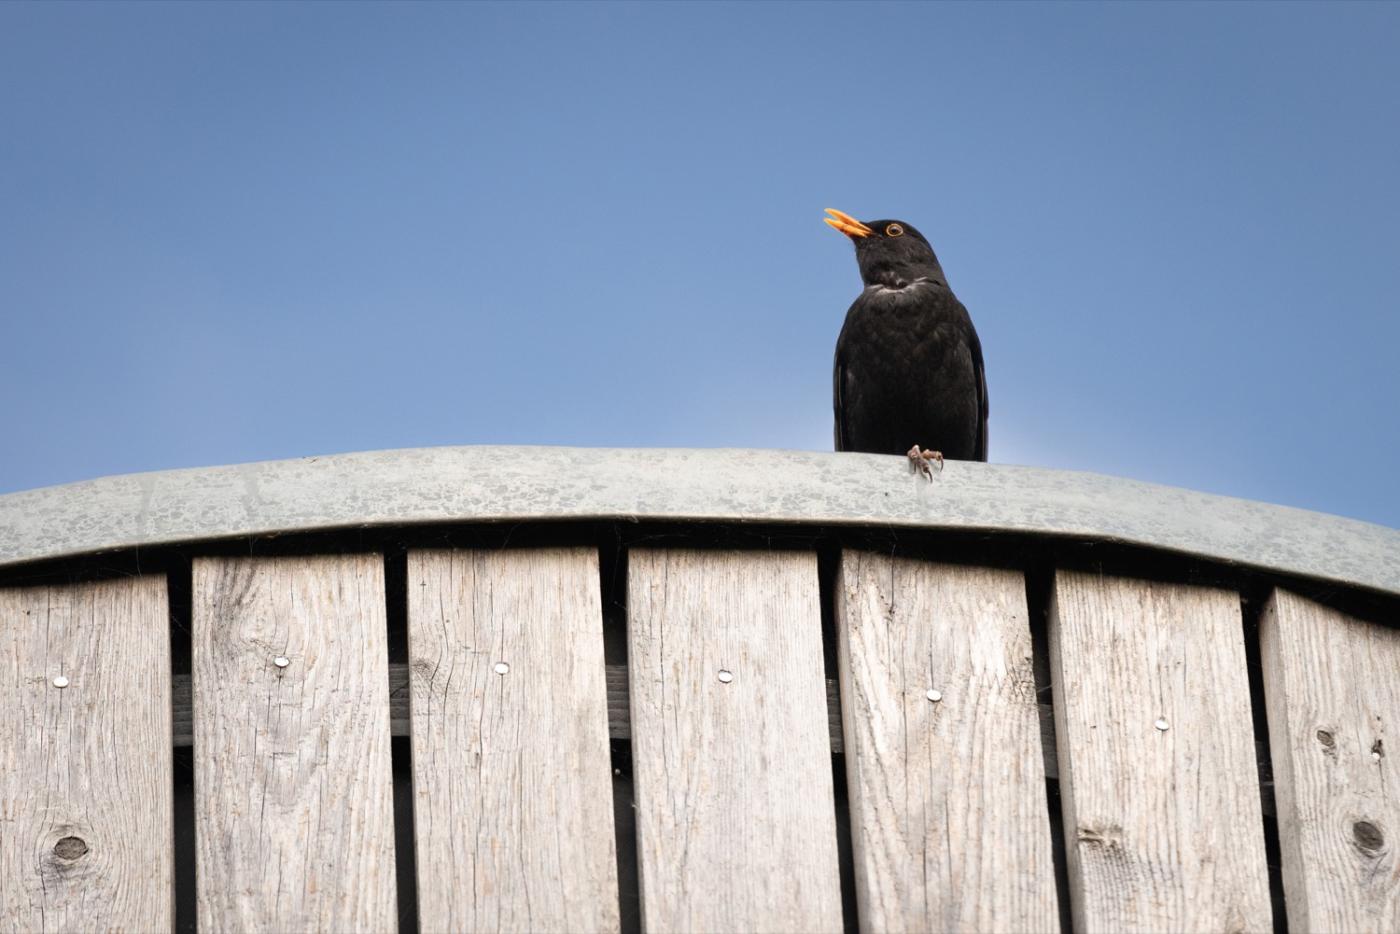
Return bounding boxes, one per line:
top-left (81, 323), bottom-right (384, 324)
top-left (832, 302), bottom-right (859, 451)
top-left (969, 316), bottom-right (989, 461)
top-left (833, 346), bottom-right (850, 451)
top-left (828, 294), bottom-right (862, 450)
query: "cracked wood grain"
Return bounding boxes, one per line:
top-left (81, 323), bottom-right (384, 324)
top-left (193, 555), bottom-right (396, 932)
top-left (627, 549), bottom-right (842, 934)
top-left (836, 552), bottom-right (1059, 932)
top-left (1050, 571), bottom-right (1270, 933)
top-left (1260, 588), bottom-right (1400, 932)
top-left (407, 548), bottom-right (619, 933)
top-left (0, 576), bottom-right (172, 932)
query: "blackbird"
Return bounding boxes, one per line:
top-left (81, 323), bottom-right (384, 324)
top-left (825, 208), bottom-right (987, 476)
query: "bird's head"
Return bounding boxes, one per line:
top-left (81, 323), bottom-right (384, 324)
top-left (824, 208), bottom-right (946, 289)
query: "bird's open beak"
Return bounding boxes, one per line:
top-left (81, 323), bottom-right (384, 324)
top-left (824, 208), bottom-right (874, 239)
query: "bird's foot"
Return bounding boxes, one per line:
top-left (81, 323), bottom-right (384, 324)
top-left (907, 445), bottom-right (944, 480)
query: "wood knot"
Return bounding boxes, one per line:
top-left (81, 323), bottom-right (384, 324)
top-left (1353, 820), bottom-right (1385, 856)
top-left (53, 836), bottom-right (88, 860)
top-left (1372, 738), bottom-right (1385, 760)
top-left (1316, 729), bottom-right (1336, 756)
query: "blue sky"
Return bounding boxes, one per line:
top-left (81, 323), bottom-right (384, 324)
top-left (2, 3), bottom-right (1397, 528)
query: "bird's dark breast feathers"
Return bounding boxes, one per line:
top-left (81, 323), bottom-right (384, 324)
top-left (835, 284), bottom-right (984, 459)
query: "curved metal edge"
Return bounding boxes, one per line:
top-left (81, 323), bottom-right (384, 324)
top-left (1, 445), bottom-right (1397, 596)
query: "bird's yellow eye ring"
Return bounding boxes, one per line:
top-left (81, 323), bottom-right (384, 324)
top-left (885, 223), bottom-right (904, 237)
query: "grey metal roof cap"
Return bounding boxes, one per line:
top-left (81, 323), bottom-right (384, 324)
top-left (1, 445), bottom-right (1396, 596)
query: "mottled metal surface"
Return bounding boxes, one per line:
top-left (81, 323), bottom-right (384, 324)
top-left (1, 446), bottom-right (1396, 595)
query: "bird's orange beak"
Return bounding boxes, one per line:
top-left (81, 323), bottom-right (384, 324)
top-left (824, 208), bottom-right (874, 239)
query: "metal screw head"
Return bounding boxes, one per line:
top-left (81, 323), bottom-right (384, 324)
top-left (926, 689), bottom-right (943, 702)
top-left (1154, 718), bottom-right (1170, 732)
top-left (717, 669), bottom-right (734, 684)
top-left (494, 662), bottom-right (510, 675)
top-left (273, 656), bottom-right (290, 669)
top-left (52, 675), bottom-right (70, 689)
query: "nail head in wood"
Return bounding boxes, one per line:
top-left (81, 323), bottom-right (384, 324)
top-left (717, 669), bottom-right (734, 684)
top-left (273, 656), bottom-right (290, 669)
top-left (493, 662), bottom-right (510, 675)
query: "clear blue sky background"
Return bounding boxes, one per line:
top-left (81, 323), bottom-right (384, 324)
top-left (2, 3), bottom-right (1397, 528)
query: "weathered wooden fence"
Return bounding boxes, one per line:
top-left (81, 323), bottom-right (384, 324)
top-left (1, 447), bottom-right (1397, 933)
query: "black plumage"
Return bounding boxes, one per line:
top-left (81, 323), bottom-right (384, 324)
top-left (825, 209), bottom-right (987, 466)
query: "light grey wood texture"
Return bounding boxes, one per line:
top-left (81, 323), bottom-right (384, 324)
top-left (837, 552), bottom-right (1060, 932)
top-left (628, 549), bottom-right (843, 934)
top-left (176, 662), bottom-right (850, 751)
top-left (1049, 571), bottom-right (1270, 933)
top-left (0, 577), bottom-right (172, 932)
top-left (3, 446), bottom-right (1396, 598)
top-left (193, 555), bottom-right (397, 932)
top-left (408, 548), bottom-right (619, 933)
top-left (173, 661), bottom-right (1014, 754)
top-left (185, 664), bottom-right (1290, 795)
top-left (170, 669), bottom-right (1286, 818)
top-left (1260, 588), bottom-right (1400, 932)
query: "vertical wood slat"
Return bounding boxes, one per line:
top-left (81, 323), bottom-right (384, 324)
top-left (1260, 588), bottom-right (1400, 932)
top-left (0, 577), bottom-right (173, 932)
top-left (1049, 571), bottom-right (1270, 933)
top-left (836, 552), bottom-right (1060, 933)
top-left (408, 548), bottom-right (619, 933)
top-left (627, 549), bottom-right (842, 934)
top-left (193, 555), bottom-right (397, 932)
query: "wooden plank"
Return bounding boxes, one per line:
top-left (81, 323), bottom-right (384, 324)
top-left (1260, 588), bottom-right (1400, 932)
top-left (10, 447), bottom-right (1399, 602)
top-left (0, 577), bottom-right (173, 931)
top-left (407, 548), bottom-right (619, 932)
top-left (836, 552), bottom-right (1059, 932)
top-left (176, 662), bottom-right (848, 752)
top-left (1049, 571), bottom-right (1270, 933)
top-left (627, 549), bottom-right (842, 933)
top-left (193, 555), bottom-right (397, 932)
top-left (183, 665), bottom-right (1235, 791)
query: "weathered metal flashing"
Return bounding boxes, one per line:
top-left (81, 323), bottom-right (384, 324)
top-left (0, 445), bottom-right (1396, 596)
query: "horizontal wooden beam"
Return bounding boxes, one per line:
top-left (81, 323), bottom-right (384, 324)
top-left (174, 663), bottom-right (850, 750)
top-left (170, 663), bottom-right (1290, 798)
top-left (171, 663), bottom-right (1279, 810)
top-left (3, 446), bottom-right (1395, 596)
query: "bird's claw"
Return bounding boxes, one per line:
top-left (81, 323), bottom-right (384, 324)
top-left (907, 445), bottom-right (944, 481)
